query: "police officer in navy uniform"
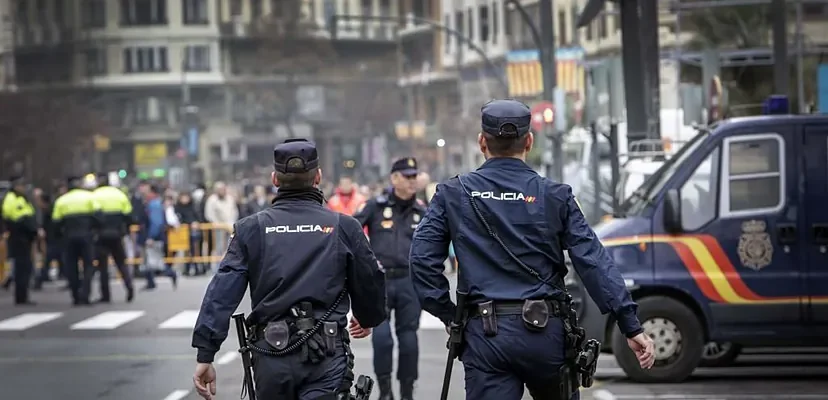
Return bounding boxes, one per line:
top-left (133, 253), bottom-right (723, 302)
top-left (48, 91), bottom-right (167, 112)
top-left (52, 176), bottom-right (100, 306)
top-left (410, 99), bottom-right (656, 400)
top-left (353, 157), bottom-right (426, 400)
top-left (192, 139), bottom-right (387, 400)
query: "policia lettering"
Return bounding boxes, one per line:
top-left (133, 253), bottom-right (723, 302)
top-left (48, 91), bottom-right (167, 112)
top-left (449, 177), bottom-right (601, 399)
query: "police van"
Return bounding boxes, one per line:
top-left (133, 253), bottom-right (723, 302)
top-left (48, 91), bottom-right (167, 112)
top-left (571, 96), bottom-right (828, 383)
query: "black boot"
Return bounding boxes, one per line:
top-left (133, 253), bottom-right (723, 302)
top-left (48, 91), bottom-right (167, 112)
top-left (377, 375), bottom-right (394, 400)
top-left (400, 379), bottom-right (415, 400)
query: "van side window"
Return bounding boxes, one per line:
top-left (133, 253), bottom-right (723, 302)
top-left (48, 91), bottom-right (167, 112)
top-left (680, 147), bottom-right (720, 231)
top-left (721, 134), bottom-right (785, 216)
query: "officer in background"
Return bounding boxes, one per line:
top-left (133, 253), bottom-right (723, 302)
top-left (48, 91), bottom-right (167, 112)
top-left (410, 99), bottom-right (655, 400)
top-left (92, 173), bottom-right (135, 303)
top-left (353, 157), bottom-right (426, 400)
top-left (1, 176), bottom-right (38, 305)
top-left (192, 138), bottom-right (387, 400)
top-left (53, 176), bottom-right (100, 306)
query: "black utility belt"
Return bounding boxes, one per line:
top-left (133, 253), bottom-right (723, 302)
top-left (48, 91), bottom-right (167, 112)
top-left (383, 268), bottom-right (410, 279)
top-left (467, 298), bottom-right (569, 337)
top-left (467, 299), bottom-right (566, 318)
top-left (248, 317), bottom-right (343, 365)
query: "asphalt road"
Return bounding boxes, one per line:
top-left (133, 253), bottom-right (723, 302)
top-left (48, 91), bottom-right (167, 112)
top-left (2, 274), bottom-right (828, 400)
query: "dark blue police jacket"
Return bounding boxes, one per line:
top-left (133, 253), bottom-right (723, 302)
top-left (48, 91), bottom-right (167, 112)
top-left (409, 157), bottom-right (642, 336)
top-left (192, 197), bottom-right (388, 363)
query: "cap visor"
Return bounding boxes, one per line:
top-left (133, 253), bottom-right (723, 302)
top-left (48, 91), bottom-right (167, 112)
top-left (399, 169), bottom-right (418, 176)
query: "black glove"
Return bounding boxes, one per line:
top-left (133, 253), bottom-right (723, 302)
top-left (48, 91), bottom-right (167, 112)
top-left (294, 330), bottom-right (327, 364)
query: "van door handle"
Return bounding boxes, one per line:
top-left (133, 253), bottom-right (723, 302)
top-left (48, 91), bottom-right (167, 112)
top-left (813, 224), bottom-right (828, 245)
top-left (777, 224), bottom-right (797, 244)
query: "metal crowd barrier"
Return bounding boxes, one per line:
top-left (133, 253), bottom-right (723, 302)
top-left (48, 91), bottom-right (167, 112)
top-left (125, 223), bottom-right (233, 266)
top-left (0, 223), bottom-right (234, 280)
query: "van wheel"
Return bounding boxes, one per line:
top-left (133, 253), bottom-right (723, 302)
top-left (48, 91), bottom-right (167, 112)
top-left (611, 296), bottom-right (704, 383)
top-left (699, 342), bottom-right (741, 367)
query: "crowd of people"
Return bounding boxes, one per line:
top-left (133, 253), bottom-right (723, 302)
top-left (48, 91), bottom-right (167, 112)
top-left (0, 168), bottom-right (450, 306)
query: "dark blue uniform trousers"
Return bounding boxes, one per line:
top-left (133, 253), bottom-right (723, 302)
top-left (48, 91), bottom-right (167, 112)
top-left (64, 237), bottom-right (95, 303)
top-left (372, 274), bottom-right (421, 381)
top-left (462, 315), bottom-right (580, 400)
top-left (251, 336), bottom-right (354, 399)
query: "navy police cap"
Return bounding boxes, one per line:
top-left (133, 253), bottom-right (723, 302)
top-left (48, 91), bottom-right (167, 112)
top-left (273, 138), bottom-right (319, 173)
top-left (481, 99), bottom-right (532, 138)
top-left (390, 157), bottom-right (418, 176)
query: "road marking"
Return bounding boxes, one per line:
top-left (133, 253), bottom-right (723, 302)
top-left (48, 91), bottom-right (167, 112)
top-left (71, 311), bottom-right (146, 330)
top-left (591, 389), bottom-right (616, 400)
top-left (0, 312), bottom-right (63, 331)
top-left (158, 310), bottom-right (200, 329)
top-left (216, 351), bottom-right (239, 365)
top-left (605, 396), bottom-right (828, 399)
top-left (0, 353), bottom-right (193, 363)
top-left (162, 389), bottom-right (190, 400)
top-left (345, 311), bottom-right (446, 330)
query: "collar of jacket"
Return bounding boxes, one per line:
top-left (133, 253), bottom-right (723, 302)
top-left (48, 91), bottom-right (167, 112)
top-left (478, 157), bottom-right (533, 171)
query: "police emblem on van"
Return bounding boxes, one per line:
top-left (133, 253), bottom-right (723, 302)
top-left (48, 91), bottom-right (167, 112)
top-left (737, 220), bottom-right (773, 271)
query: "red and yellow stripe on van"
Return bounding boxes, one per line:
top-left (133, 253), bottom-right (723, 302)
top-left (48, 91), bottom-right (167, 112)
top-left (602, 235), bottom-right (828, 304)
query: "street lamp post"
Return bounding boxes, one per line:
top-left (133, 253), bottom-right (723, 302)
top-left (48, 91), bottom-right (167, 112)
top-left (505, 0), bottom-right (563, 181)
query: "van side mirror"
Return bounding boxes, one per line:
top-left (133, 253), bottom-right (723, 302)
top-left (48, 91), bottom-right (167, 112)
top-left (663, 189), bottom-right (682, 234)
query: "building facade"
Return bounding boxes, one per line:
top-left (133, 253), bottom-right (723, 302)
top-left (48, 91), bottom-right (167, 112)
top-left (8, 0), bottom-right (402, 183)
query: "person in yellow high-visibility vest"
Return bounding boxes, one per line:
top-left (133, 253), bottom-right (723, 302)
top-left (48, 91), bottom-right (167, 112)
top-left (1, 176), bottom-right (38, 305)
top-left (53, 176), bottom-right (101, 306)
top-left (92, 173), bottom-right (135, 303)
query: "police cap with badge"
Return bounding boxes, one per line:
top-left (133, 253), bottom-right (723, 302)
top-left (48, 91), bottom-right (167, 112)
top-left (273, 138), bottom-right (319, 173)
top-left (390, 157), bottom-right (419, 177)
top-left (481, 99), bottom-right (532, 138)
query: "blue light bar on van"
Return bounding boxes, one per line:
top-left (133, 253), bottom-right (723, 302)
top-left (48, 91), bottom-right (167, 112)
top-left (763, 95), bottom-right (789, 115)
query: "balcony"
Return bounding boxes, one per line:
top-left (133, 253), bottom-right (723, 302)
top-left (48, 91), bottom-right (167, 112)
top-left (13, 24), bottom-right (75, 49)
top-left (398, 12), bottom-right (434, 37)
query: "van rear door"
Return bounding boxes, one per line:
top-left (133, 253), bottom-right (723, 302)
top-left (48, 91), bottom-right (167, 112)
top-left (803, 123), bottom-right (828, 327)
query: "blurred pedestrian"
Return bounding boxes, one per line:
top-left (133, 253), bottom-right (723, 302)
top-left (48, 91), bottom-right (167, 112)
top-left (53, 176), bottom-right (98, 306)
top-left (203, 182), bottom-right (238, 269)
top-left (175, 192), bottom-right (205, 276)
top-left (1, 176), bottom-right (38, 305)
top-left (91, 173), bottom-right (135, 303)
top-left (328, 175), bottom-right (366, 216)
top-left (143, 185), bottom-right (178, 290)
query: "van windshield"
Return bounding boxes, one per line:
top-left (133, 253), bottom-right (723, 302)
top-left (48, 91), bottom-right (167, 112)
top-left (619, 129), bottom-right (709, 215)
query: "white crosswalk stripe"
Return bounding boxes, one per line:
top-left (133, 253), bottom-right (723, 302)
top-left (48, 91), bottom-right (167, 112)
top-left (158, 310), bottom-right (200, 329)
top-left (0, 312), bottom-right (64, 331)
top-left (0, 309), bottom-right (449, 334)
top-left (71, 311), bottom-right (146, 330)
top-left (346, 311), bottom-right (445, 330)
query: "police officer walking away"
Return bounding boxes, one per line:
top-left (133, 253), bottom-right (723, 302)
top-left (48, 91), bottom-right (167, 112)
top-left (410, 99), bottom-right (656, 400)
top-left (53, 176), bottom-right (100, 306)
top-left (1, 176), bottom-right (38, 305)
top-left (353, 157), bottom-right (426, 400)
top-left (192, 138), bottom-right (387, 400)
top-left (92, 173), bottom-right (135, 303)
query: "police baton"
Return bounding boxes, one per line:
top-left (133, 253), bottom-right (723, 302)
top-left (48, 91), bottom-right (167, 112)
top-left (233, 313), bottom-right (257, 400)
top-left (440, 292), bottom-right (468, 400)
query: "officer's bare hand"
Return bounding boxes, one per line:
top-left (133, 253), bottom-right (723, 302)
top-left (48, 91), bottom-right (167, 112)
top-left (627, 333), bottom-right (655, 369)
top-left (193, 362), bottom-right (217, 399)
top-left (349, 317), bottom-right (372, 339)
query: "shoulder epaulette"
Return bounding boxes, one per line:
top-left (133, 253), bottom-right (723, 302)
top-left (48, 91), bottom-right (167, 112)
top-left (375, 195), bottom-right (388, 205)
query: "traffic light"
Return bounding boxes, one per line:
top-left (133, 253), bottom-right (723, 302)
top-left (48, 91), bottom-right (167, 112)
top-left (542, 108), bottom-right (554, 124)
top-left (118, 169), bottom-right (127, 179)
